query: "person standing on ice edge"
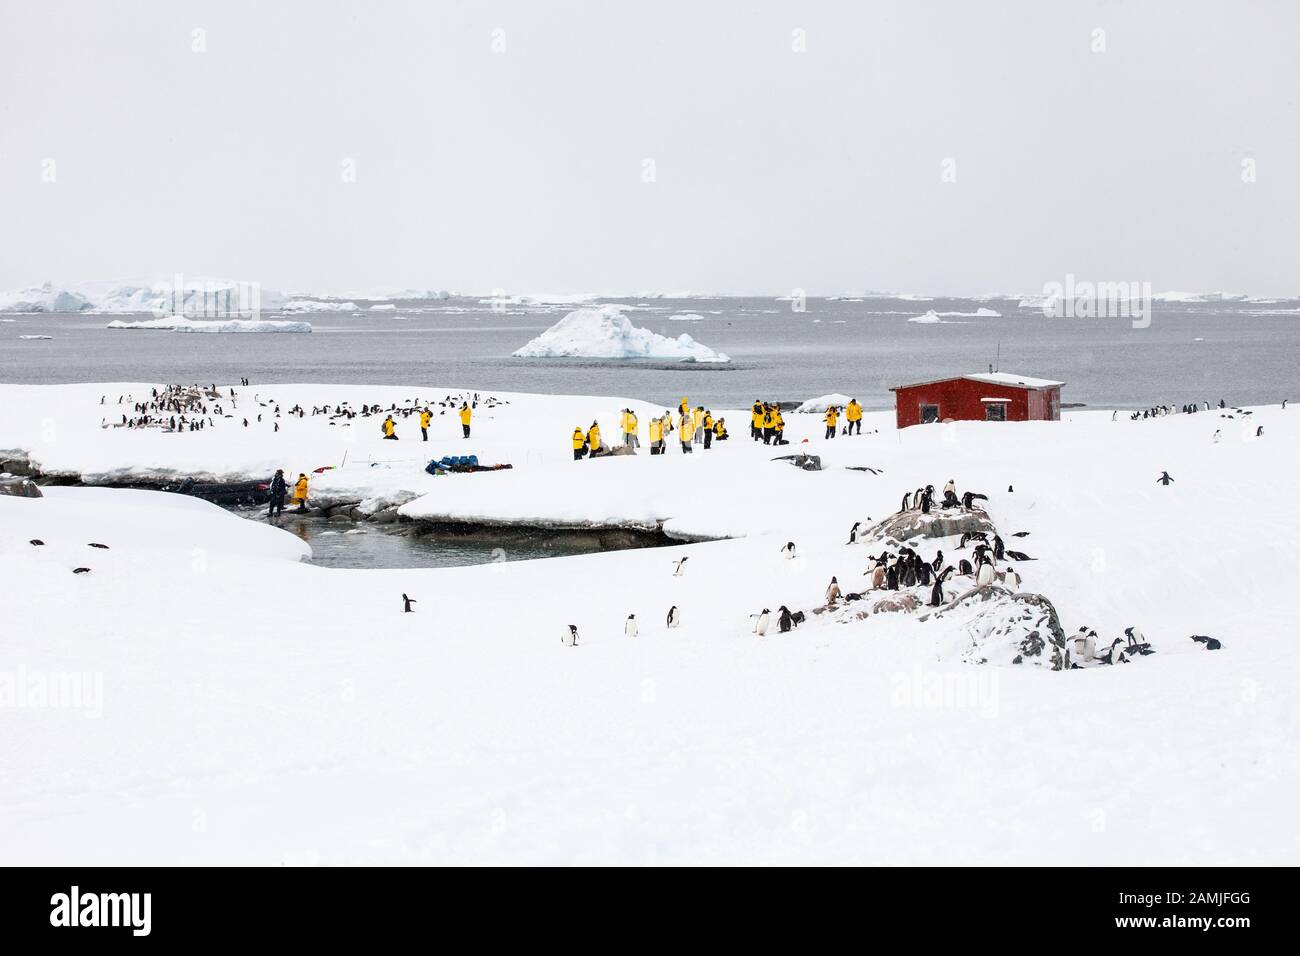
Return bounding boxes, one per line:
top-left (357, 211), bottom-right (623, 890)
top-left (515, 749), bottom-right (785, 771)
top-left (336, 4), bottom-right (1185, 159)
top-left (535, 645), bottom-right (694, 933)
top-left (293, 473), bottom-right (310, 513)
top-left (846, 399), bottom-right (862, 435)
top-left (267, 468), bottom-right (287, 518)
top-left (419, 407), bottom-right (432, 441)
top-left (459, 402), bottom-right (472, 438)
top-left (572, 426), bottom-right (587, 460)
top-left (751, 400), bottom-right (763, 440)
top-left (824, 405), bottom-right (839, 439)
top-left (1156, 471), bottom-right (1175, 486)
top-left (382, 415), bottom-right (398, 440)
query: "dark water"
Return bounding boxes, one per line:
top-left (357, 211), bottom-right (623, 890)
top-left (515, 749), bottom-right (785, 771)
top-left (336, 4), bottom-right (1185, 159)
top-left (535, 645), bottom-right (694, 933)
top-left (233, 507), bottom-right (663, 570)
top-left (4, 296), bottom-right (1298, 410)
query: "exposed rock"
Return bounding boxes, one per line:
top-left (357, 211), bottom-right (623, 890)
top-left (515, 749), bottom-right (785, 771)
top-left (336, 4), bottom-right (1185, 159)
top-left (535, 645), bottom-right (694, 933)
top-left (0, 457), bottom-right (36, 477)
top-left (870, 593), bottom-right (921, 615)
top-left (860, 508), bottom-right (996, 545)
top-left (0, 475), bottom-right (42, 498)
top-left (369, 508), bottom-right (398, 525)
top-left (919, 586), bottom-right (1068, 670)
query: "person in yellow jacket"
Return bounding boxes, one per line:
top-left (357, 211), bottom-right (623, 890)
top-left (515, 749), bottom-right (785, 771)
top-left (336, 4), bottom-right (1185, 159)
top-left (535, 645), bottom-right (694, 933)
top-left (750, 400), bottom-right (763, 441)
top-left (623, 409), bottom-right (639, 448)
top-left (419, 407), bottom-right (432, 442)
top-left (679, 396), bottom-right (690, 417)
top-left (702, 410), bottom-right (714, 449)
top-left (691, 406), bottom-right (704, 445)
top-left (678, 411), bottom-right (694, 453)
top-left (846, 398), bottom-right (862, 435)
top-left (773, 406), bottom-right (786, 445)
top-left (823, 405), bottom-right (839, 439)
top-left (647, 415), bottom-right (662, 455)
top-left (382, 415), bottom-right (397, 440)
top-left (714, 417), bottom-right (728, 441)
top-left (572, 426), bottom-right (587, 460)
top-left (587, 421), bottom-right (602, 456)
top-left (459, 402), bottom-right (472, 438)
top-left (292, 473), bottom-right (310, 513)
top-left (761, 404), bottom-right (775, 445)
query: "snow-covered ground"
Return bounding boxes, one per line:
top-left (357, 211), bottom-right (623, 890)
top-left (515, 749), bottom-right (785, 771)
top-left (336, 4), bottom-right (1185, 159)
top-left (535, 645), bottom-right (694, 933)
top-left (1, 381), bottom-right (1296, 864)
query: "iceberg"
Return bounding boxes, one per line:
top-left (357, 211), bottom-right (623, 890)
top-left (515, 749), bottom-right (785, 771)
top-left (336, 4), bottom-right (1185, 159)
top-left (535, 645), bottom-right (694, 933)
top-left (106, 317), bottom-right (311, 333)
top-left (512, 305), bottom-right (730, 363)
top-left (0, 282), bottom-right (92, 313)
top-left (281, 299), bottom-right (358, 313)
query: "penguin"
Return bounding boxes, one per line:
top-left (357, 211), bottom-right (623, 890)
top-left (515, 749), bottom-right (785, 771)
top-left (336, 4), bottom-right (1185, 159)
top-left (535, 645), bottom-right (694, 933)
top-left (1124, 626), bottom-right (1154, 655)
top-left (789, 610), bottom-right (805, 627)
top-left (752, 608), bottom-right (770, 635)
top-left (777, 606), bottom-right (794, 633)
top-left (29, 539), bottom-right (44, 546)
top-left (916, 561), bottom-right (932, 586)
top-left (1005, 549), bottom-right (1033, 562)
top-left (992, 535), bottom-right (1005, 560)
top-left (929, 566), bottom-right (953, 607)
top-left (780, 541), bottom-right (797, 559)
top-left (1003, 566), bottom-right (1020, 591)
top-left (672, 556), bottom-right (689, 576)
top-left (885, 563), bottom-right (899, 590)
top-left (625, 614), bottom-right (638, 638)
top-left (958, 559), bottom-right (973, 576)
top-left (87, 542), bottom-right (110, 550)
top-left (1190, 634), bottom-right (1221, 650)
top-left (826, 576), bottom-right (842, 603)
top-left (1156, 470), bottom-right (1175, 486)
top-left (401, 593), bottom-right (417, 613)
top-left (845, 521), bottom-right (861, 544)
top-left (931, 550), bottom-right (943, 573)
top-left (1008, 485), bottom-right (1014, 493)
top-left (899, 491), bottom-right (911, 512)
top-left (869, 563), bottom-right (886, 589)
top-left (72, 567), bottom-right (91, 574)
top-left (666, 605), bottom-right (681, 628)
top-left (562, 624), bottom-right (579, 646)
top-left (976, 559), bottom-right (995, 587)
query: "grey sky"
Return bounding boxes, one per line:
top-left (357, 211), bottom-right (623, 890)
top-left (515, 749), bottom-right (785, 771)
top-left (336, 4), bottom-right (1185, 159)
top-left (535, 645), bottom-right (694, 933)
top-left (2, 0), bottom-right (1297, 296)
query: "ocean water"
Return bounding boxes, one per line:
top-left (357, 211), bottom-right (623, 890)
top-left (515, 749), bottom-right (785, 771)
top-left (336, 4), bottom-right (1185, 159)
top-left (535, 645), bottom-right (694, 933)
top-left (3, 296), bottom-right (1297, 410)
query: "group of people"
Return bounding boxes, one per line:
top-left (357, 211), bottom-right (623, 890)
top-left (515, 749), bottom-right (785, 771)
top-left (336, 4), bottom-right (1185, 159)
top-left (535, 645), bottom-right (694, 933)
top-left (818, 399), bottom-right (864, 439)
top-left (572, 398), bottom-right (728, 459)
top-left (266, 468), bottom-right (311, 517)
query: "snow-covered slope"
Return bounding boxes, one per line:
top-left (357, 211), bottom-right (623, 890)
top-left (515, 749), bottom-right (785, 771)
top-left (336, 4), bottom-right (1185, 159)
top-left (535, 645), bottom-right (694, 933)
top-left (0, 382), bottom-right (1296, 865)
top-left (513, 305), bottom-right (730, 362)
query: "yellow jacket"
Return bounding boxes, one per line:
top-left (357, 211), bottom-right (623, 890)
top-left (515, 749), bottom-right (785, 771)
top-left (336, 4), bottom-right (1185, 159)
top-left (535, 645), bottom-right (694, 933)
top-left (679, 397), bottom-right (690, 416)
top-left (588, 425), bottom-right (601, 448)
top-left (383, 418), bottom-right (395, 436)
top-left (459, 405), bottom-right (472, 425)
top-left (572, 429), bottom-right (585, 450)
top-left (824, 408), bottom-right (839, 426)
top-left (293, 476), bottom-right (309, 499)
top-left (679, 415), bottom-right (694, 441)
top-left (703, 413), bottom-right (713, 430)
top-left (751, 405), bottom-right (763, 426)
top-left (773, 409), bottom-right (784, 428)
top-left (714, 419), bottom-right (727, 436)
top-left (846, 401), bottom-right (862, 422)
top-left (626, 413), bottom-right (638, 434)
top-left (420, 410), bottom-right (431, 428)
top-left (648, 418), bottom-right (662, 442)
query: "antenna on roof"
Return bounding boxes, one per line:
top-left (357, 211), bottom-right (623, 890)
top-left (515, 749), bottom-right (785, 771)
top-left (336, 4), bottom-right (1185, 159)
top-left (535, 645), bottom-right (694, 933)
top-left (994, 340), bottom-right (1001, 373)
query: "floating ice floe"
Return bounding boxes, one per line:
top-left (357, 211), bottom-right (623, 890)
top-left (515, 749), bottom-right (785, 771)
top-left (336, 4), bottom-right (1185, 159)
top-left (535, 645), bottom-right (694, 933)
top-left (667, 313), bottom-right (705, 322)
top-left (18, 334), bottom-right (54, 340)
top-left (106, 317), bottom-right (312, 333)
top-left (281, 299), bottom-right (358, 313)
top-left (512, 305), bottom-right (730, 362)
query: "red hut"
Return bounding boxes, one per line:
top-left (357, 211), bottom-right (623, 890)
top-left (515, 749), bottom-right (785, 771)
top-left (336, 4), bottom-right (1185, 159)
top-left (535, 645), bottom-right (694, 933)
top-left (891, 373), bottom-right (1063, 429)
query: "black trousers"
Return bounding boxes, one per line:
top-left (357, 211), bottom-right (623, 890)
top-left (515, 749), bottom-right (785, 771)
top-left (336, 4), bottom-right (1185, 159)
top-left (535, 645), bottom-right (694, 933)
top-left (269, 496), bottom-right (285, 516)
top-left (462, 424), bottom-right (470, 437)
top-left (573, 449), bottom-right (584, 460)
top-left (849, 420), bottom-right (861, 434)
top-left (421, 427), bottom-right (428, 441)
top-left (704, 430), bottom-right (712, 449)
top-left (825, 426), bottom-right (836, 438)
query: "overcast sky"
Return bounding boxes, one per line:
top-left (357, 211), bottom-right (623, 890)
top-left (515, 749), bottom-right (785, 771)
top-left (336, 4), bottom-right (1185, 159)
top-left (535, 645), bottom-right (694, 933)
top-left (2, 0), bottom-right (1297, 296)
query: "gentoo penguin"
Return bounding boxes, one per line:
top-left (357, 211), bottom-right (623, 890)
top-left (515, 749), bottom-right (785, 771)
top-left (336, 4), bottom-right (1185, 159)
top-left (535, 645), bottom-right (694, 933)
top-left (87, 542), bottom-right (109, 550)
top-left (1190, 634), bottom-right (1222, 650)
top-left (869, 563), bottom-right (886, 589)
top-left (931, 550), bottom-right (943, 573)
top-left (958, 558), bottom-right (973, 576)
top-left (752, 608), bottom-right (770, 635)
top-left (777, 606), bottom-right (794, 633)
top-left (672, 556), bottom-right (689, 576)
top-left (625, 614), bottom-right (638, 638)
top-left (562, 624), bottom-right (579, 646)
top-left (976, 559), bottom-right (995, 587)
top-left (666, 605), bottom-right (681, 628)
top-left (1003, 567), bottom-right (1021, 591)
top-left (29, 539), bottom-right (44, 546)
top-left (846, 521), bottom-right (861, 544)
top-left (1005, 549), bottom-right (1032, 562)
top-left (899, 491), bottom-right (911, 512)
top-left (929, 566), bottom-right (953, 606)
top-left (885, 562), bottom-right (899, 590)
top-left (780, 541), bottom-right (797, 559)
top-left (72, 567), bottom-right (91, 574)
top-left (826, 576), bottom-right (842, 604)
top-left (401, 593), bottom-right (417, 613)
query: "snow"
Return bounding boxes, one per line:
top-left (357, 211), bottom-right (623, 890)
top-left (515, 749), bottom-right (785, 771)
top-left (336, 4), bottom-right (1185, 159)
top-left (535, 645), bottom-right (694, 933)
top-left (512, 305), bottom-right (730, 363)
top-left (2, 381), bottom-right (1297, 865)
top-left (0, 282), bottom-right (92, 313)
top-left (17, 334), bottom-right (54, 340)
top-left (966, 372), bottom-right (1065, 389)
top-left (667, 312), bottom-right (705, 322)
top-left (794, 393), bottom-right (855, 413)
top-left (369, 303), bottom-right (398, 311)
top-left (106, 317), bottom-right (312, 333)
top-left (908, 308), bottom-right (1000, 324)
